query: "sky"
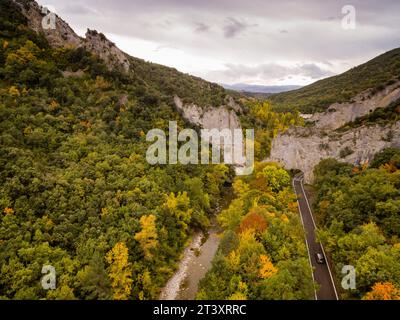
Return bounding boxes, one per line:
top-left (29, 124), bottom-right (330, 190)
top-left (37, 0), bottom-right (400, 86)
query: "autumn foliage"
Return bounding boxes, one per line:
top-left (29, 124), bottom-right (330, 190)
top-left (237, 211), bottom-right (267, 234)
top-left (363, 282), bottom-right (400, 300)
top-left (259, 254), bottom-right (278, 279)
top-left (106, 242), bottom-right (133, 300)
top-left (134, 215), bottom-right (159, 260)
top-left (197, 162), bottom-right (315, 300)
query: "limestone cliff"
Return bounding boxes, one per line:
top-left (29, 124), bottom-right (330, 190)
top-left (269, 122), bottom-right (400, 182)
top-left (308, 81), bottom-right (400, 130)
top-left (16, 0), bottom-right (82, 48)
top-left (84, 29), bottom-right (130, 72)
top-left (16, 0), bottom-right (130, 72)
top-left (173, 95), bottom-right (242, 131)
top-left (268, 84), bottom-right (400, 183)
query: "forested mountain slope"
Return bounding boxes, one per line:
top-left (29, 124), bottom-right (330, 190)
top-left (0, 0), bottom-right (234, 299)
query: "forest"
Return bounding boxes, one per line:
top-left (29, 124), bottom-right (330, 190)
top-left (313, 148), bottom-right (400, 299)
top-left (197, 162), bottom-right (315, 299)
top-left (1, 0), bottom-right (399, 301)
top-left (0, 0), bottom-right (305, 299)
top-left (0, 0), bottom-right (232, 299)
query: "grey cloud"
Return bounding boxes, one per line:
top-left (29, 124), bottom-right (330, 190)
top-left (206, 62), bottom-right (334, 83)
top-left (194, 22), bottom-right (210, 33)
top-left (154, 44), bottom-right (179, 52)
top-left (37, 0), bottom-right (400, 85)
top-left (62, 4), bottom-right (96, 15)
top-left (300, 63), bottom-right (334, 79)
top-left (223, 17), bottom-right (248, 38)
top-left (157, 20), bottom-right (173, 29)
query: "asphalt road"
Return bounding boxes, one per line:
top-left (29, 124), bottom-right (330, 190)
top-left (293, 174), bottom-right (339, 300)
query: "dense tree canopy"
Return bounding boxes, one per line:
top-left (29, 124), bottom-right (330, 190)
top-left (314, 151), bottom-right (400, 299)
top-left (0, 1), bottom-right (232, 299)
top-left (197, 162), bottom-right (315, 300)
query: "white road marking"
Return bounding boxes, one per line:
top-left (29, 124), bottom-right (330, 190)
top-left (292, 177), bottom-right (318, 300)
top-left (298, 176), bottom-right (339, 300)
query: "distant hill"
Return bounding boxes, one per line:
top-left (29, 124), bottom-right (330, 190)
top-left (269, 48), bottom-right (400, 113)
top-left (222, 83), bottom-right (301, 94)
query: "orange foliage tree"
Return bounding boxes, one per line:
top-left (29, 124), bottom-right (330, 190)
top-left (237, 211), bottom-right (267, 234)
top-left (363, 282), bottom-right (400, 300)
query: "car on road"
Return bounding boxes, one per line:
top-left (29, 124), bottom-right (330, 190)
top-left (315, 252), bottom-right (325, 264)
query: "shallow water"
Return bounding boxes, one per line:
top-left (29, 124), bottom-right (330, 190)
top-left (177, 227), bottom-right (220, 299)
top-left (159, 187), bottom-right (233, 300)
top-left (159, 225), bottom-right (220, 300)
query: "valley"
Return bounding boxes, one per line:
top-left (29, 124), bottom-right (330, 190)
top-left (0, 0), bottom-right (399, 301)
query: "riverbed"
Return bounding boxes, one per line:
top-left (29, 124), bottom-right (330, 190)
top-left (159, 224), bottom-right (220, 300)
top-left (159, 187), bottom-right (233, 300)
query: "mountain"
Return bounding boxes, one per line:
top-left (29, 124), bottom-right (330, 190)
top-left (222, 83), bottom-right (302, 94)
top-left (267, 73), bottom-right (400, 182)
top-left (269, 48), bottom-right (400, 113)
top-left (10, 0), bottom-right (236, 109)
top-left (0, 0), bottom-right (241, 300)
top-left (1, 0), bottom-right (399, 302)
top-left (11, 0), bottom-right (246, 130)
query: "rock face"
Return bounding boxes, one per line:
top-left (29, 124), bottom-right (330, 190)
top-left (269, 122), bottom-right (400, 182)
top-left (84, 30), bottom-right (130, 72)
top-left (173, 95), bottom-right (251, 174)
top-left (18, 0), bottom-right (82, 48)
top-left (173, 95), bottom-right (242, 131)
top-left (16, 0), bottom-right (130, 72)
top-left (268, 84), bottom-right (400, 183)
top-left (308, 81), bottom-right (400, 130)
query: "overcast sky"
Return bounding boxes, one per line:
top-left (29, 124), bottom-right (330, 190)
top-left (37, 0), bottom-right (400, 86)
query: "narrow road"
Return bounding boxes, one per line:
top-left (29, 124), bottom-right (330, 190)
top-left (293, 174), bottom-right (339, 300)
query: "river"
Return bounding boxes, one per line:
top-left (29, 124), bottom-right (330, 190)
top-left (159, 187), bottom-right (233, 300)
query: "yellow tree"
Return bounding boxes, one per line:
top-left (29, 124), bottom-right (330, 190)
top-left (228, 280), bottom-right (248, 300)
top-left (363, 282), bottom-right (400, 300)
top-left (232, 179), bottom-right (249, 197)
top-left (106, 242), bottom-right (133, 300)
top-left (164, 192), bottom-right (192, 233)
top-left (134, 214), bottom-right (158, 260)
top-left (3, 207), bottom-right (14, 215)
top-left (259, 254), bottom-right (278, 279)
top-left (226, 250), bottom-right (240, 271)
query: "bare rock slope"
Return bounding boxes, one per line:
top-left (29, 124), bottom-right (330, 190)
top-left (16, 0), bottom-right (130, 72)
top-left (308, 81), bottom-right (400, 130)
top-left (173, 96), bottom-right (242, 131)
top-left (268, 83), bottom-right (400, 182)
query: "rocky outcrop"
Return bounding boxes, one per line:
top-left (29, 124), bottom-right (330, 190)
top-left (173, 95), bottom-right (251, 174)
top-left (268, 83), bottom-right (400, 183)
top-left (307, 81), bottom-right (400, 130)
top-left (16, 0), bottom-right (130, 72)
top-left (84, 29), bottom-right (130, 72)
top-left (16, 1), bottom-right (82, 47)
top-left (173, 95), bottom-right (242, 131)
top-left (268, 122), bottom-right (400, 182)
